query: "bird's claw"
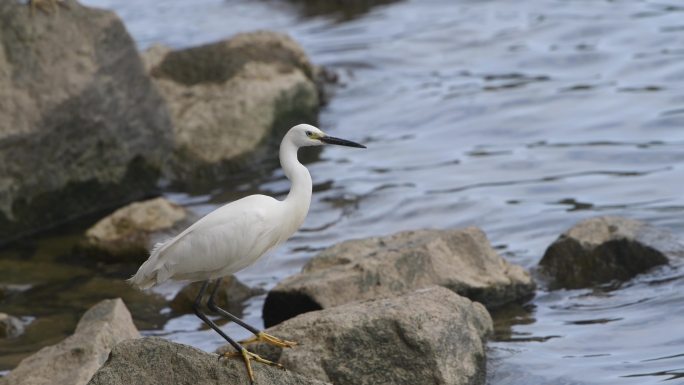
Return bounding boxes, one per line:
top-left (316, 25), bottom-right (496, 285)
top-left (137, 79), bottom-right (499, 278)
top-left (220, 348), bottom-right (284, 383)
top-left (240, 331), bottom-right (297, 348)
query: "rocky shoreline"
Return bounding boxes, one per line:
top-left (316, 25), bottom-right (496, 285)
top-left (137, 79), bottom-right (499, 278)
top-left (2, 1), bottom-right (684, 385)
top-left (0, 0), bottom-right (326, 244)
top-left (3, 215), bottom-right (682, 385)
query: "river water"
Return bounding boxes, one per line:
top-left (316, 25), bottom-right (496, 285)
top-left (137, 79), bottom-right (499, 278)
top-left (2, 0), bottom-right (684, 383)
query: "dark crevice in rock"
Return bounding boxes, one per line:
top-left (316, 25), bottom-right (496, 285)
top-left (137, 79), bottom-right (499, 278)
top-left (263, 291), bottom-right (322, 328)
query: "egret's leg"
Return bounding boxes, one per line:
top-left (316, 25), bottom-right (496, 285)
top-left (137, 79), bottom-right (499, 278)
top-left (193, 280), bottom-right (283, 383)
top-left (192, 281), bottom-right (243, 353)
top-left (207, 278), bottom-right (297, 348)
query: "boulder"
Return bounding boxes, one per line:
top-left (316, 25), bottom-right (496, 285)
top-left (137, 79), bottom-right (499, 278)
top-left (230, 286), bottom-right (492, 385)
top-left (264, 227), bottom-right (534, 326)
top-left (87, 337), bottom-right (330, 385)
top-left (142, 31), bottom-right (320, 185)
top-left (170, 276), bottom-right (265, 315)
top-left (78, 197), bottom-right (195, 262)
top-left (539, 216), bottom-right (684, 289)
top-left (1, 298), bottom-right (139, 385)
top-left (0, 313), bottom-right (23, 339)
top-left (0, 0), bottom-right (172, 243)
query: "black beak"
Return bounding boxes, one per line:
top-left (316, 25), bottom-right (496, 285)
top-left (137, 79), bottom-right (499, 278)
top-left (320, 136), bottom-right (366, 148)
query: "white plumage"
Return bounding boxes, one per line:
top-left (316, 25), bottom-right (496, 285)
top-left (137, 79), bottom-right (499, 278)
top-left (129, 123), bottom-right (364, 290)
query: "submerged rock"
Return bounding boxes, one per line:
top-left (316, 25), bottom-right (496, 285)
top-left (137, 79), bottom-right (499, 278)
top-left (0, 0), bottom-right (172, 243)
top-left (0, 313), bottom-right (23, 339)
top-left (539, 216), bottom-right (684, 289)
top-left (78, 197), bottom-right (194, 262)
top-left (142, 31), bottom-right (320, 185)
top-left (87, 337), bottom-right (330, 385)
top-left (285, 0), bottom-right (401, 21)
top-left (230, 287), bottom-right (492, 385)
top-left (170, 276), bottom-right (265, 315)
top-left (1, 298), bottom-right (139, 385)
top-left (264, 227), bottom-right (534, 326)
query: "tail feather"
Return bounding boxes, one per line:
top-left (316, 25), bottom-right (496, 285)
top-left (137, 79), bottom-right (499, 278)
top-left (128, 241), bottom-right (168, 289)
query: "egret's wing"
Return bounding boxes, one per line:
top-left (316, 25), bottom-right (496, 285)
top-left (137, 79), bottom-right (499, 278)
top-left (148, 195), bottom-right (282, 282)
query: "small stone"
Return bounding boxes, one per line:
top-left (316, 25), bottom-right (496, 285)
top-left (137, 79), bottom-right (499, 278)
top-left (539, 216), bottom-right (684, 289)
top-left (79, 197), bottom-right (195, 262)
top-left (0, 313), bottom-right (24, 339)
top-left (263, 227), bottom-right (535, 327)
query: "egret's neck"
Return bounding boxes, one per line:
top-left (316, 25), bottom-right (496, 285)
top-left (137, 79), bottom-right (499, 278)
top-left (280, 137), bottom-right (312, 213)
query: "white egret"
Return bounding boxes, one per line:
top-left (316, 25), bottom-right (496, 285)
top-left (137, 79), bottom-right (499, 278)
top-left (129, 123), bottom-right (365, 382)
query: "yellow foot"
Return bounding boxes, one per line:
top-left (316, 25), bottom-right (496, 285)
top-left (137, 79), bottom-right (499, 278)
top-left (239, 331), bottom-right (297, 348)
top-left (221, 348), bottom-right (284, 383)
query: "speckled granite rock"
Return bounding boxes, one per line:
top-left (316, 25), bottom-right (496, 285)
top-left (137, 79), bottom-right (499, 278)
top-left (229, 286), bottom-right (492, 385)
top-left (87, 337), bottom-right (330, 385)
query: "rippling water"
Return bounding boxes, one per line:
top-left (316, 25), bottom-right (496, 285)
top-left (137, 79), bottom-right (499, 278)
top-left (3, 0), bottom-right (684, 383)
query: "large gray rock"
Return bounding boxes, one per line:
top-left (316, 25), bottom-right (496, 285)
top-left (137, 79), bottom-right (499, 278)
top-left (142, 31), bottom-right (320, 184)
top-left (87, 337), bottom-right (330, 385)
top-left (1, 298), bottom-right (139, 385)
top-left (0, 0), bottom-right (172, 243)
top-left (78, 197), bottom-right (195, 263)
top-left (539, 216), bottom-right (684, 289)
top-left (233, 286), bottom-right (492, 385)
top-left (170, 276), bottom-right (265, 315)
top-left (264, 227), bottom-right (534, 326)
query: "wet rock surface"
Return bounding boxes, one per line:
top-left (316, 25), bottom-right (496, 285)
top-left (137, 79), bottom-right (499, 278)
top-left (1, 298), bottom-right (140, 385)
top-left (264, 227), bottom-right (534, 326)
top-left (78, 197), bottom-right (195, 263)
top-left (170, 276), bottom-right (265, 315)
top-left (232, 286), bottom-right (492, 385)
top-left (0, 0), bottom-right (172, 242)
top-left (87, 337), bottom-right (330, 385)
top-left (142, 31), bottom-right (320, 184)
top-left (538, 216), bottom-right (684, 289)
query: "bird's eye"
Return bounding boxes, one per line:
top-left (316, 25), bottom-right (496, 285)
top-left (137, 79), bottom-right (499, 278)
top-left (305, 131), bottom-right (313, 137)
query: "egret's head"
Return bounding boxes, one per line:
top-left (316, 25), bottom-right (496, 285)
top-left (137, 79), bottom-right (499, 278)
top-left (289, 124), bottom-right (366, 149)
